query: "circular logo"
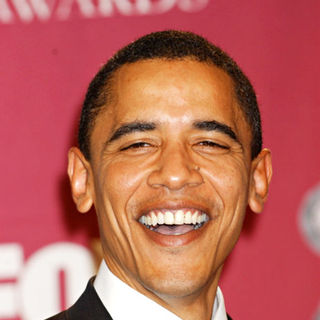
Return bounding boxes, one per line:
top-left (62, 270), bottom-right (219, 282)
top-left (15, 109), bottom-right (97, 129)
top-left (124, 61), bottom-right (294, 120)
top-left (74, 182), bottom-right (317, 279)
top-left (299, 184), bottom-right (320, 255)
top-left (312, 304), bottom-right (320, 320)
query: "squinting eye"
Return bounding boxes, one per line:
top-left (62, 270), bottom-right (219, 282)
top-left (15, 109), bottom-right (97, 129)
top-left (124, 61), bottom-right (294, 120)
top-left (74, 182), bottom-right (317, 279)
top-left (120, 142), bottom-right (151, 151)
top-left (198, 141), bottom-right (229, 149)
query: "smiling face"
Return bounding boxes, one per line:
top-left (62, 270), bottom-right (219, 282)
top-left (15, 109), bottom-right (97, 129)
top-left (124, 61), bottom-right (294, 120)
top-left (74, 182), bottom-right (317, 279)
top-left (68, 59), bottom-right (272, 317)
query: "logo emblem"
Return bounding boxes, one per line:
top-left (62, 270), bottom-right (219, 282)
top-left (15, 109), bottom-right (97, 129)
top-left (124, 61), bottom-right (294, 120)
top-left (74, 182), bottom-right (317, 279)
top-left (299, 184), bottom-right (320, 255)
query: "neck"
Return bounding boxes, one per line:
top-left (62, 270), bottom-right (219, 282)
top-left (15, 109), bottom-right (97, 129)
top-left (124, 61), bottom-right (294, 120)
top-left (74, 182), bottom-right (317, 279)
top-left (105, 257), bottom-right (223, 320)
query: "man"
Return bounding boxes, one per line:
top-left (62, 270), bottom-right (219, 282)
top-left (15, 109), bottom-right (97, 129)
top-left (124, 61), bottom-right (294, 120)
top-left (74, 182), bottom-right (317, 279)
top-left (48, 30), bottom-right (272, 320)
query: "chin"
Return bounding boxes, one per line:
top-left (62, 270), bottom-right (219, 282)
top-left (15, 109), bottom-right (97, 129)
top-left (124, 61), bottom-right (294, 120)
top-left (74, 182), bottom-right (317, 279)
top-left (139, 266), bottom-right (212, 299)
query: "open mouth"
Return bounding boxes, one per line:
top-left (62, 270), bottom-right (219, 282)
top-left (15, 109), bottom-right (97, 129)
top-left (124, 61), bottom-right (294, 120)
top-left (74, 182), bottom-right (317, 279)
top-left (138, 209), bottom-right (209, 236)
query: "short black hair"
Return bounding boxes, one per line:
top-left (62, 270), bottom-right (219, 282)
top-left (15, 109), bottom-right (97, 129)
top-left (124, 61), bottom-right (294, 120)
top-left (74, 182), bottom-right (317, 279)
top-left (79, 30), bottom-right (262, 160)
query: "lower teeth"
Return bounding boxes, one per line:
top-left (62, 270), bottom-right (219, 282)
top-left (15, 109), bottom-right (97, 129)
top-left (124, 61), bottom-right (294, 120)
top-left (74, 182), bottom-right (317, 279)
top-left (147, 223), bottom-right (204, 231)
top-left (193, 222), bottom-right (204, 230)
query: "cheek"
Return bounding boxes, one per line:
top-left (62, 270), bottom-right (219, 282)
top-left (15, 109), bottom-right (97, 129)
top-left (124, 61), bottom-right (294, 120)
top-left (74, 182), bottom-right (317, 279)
top-left (203, 157), bottom-right (250, 215)
top-left (92, 161), bottom-right (148, 267)
top-left (97, 159), bottom-right (148, 213)
top-left (210, 156), bottom-right (248, 187)
top-left (203, 160), bottom-right (250, 263)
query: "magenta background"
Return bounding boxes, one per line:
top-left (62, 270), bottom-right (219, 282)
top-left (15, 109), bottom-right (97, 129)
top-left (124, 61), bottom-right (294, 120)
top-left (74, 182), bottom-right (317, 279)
top-left (1, 1), bottom-right (319, 319)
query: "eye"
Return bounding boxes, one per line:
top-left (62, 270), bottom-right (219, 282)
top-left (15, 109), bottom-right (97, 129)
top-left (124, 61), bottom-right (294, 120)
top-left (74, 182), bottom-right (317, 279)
top-left (120, 142), bottom-right (151, 151)
top-left (197, 141), bottom-right (229, 149)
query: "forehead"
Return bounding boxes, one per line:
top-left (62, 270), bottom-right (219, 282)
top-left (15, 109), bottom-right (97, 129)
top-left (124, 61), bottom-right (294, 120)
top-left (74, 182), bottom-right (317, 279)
top-left (113, 59), bottom-right (241, 120)
top-left (91, 59), bottom-right (251, 152)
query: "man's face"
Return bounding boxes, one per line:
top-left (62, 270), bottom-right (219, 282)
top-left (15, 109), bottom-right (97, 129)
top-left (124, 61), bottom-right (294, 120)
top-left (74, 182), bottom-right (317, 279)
top-left (70, 59), bottom-right (270, 303)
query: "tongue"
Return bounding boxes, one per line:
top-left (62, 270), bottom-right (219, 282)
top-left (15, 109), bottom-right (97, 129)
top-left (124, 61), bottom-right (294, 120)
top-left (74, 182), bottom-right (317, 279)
top-left (154, 224), bottom-right (194, 235)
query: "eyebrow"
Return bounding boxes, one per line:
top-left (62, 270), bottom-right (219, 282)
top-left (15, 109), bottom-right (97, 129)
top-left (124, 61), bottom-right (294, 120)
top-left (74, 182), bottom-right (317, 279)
top-left (107, 121), bottom-right (156, 143)
top-left (193, 120), bottom-right (240, 143)
top-left (105, 119), bottom-right (240, 145)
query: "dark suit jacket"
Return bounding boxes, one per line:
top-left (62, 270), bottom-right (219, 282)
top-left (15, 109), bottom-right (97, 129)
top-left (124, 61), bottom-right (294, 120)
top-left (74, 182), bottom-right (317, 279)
top-left (46, 278), bottom-right (232, 320)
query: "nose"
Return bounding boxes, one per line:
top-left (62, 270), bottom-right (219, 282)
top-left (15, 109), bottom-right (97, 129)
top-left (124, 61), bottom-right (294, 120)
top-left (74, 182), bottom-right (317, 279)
top-left (147, 143), bottom-right (203, 191)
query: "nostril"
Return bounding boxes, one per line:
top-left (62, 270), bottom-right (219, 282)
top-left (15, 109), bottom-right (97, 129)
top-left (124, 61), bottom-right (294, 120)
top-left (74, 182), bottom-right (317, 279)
top-left (147, 164), bottom-right (203, 190)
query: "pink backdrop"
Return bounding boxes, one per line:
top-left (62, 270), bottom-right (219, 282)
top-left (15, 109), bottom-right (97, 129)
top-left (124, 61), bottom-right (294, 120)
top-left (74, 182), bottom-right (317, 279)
top-left (1, 1), bottom-right (319, 319)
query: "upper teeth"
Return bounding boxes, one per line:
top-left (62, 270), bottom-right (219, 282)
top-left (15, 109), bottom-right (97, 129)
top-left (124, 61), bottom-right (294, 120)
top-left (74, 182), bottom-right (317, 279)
top-left (139, 209), bottom-right (208, 226)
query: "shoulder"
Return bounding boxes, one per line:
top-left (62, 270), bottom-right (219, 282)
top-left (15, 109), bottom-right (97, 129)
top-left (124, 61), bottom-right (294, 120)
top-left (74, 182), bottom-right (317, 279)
top-left (45, 311), bottom-right (67, 320)
top-left (44, 277), bottom-right (113, 320)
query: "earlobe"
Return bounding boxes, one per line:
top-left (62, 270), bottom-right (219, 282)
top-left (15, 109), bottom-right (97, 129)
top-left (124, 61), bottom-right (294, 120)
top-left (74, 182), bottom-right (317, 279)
top-left (67, 147), bottom-right (94, 213)
top-left (248, 148), bottom-right (273, 213)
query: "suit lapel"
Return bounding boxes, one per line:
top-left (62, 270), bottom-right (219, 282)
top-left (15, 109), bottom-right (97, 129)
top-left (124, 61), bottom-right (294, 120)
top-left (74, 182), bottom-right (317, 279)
top-left (66, 277), bottom-right (113, 320)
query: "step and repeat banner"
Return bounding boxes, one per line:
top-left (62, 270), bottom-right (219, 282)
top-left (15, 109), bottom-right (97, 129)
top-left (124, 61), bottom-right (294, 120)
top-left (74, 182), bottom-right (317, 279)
top-left (0, 1), bottom-right (319, 319)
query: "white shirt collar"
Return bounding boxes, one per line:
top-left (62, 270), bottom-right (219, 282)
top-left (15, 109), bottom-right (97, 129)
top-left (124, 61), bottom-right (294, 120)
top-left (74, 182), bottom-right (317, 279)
top-left (94, 260), bottom-right (228, 320)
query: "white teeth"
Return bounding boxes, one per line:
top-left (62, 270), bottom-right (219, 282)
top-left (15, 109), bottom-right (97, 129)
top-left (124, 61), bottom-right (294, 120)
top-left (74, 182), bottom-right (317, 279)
top-left (191, 213), bottom-right (198, 224)
top-left (185, 211), bottom-right (192, 224)
top-left (139, 209), bottom-right (209, 227)
top-left (151, 211), bottom-right (157, 226)
top-left (175, 210), bottom-right (184, 225)
top-left (164, 211), bottom-right (174, 225)
top-left (140, 216), bottom-right (145, 224)
top-left (157, 211), bottom-right (164, 224)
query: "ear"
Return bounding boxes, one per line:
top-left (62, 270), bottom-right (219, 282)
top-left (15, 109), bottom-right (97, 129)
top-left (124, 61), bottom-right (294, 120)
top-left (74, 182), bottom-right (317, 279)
top-left (248, 148), bottom-right (273, 213)
top-left (67, 147), bottom-right (94, 213)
